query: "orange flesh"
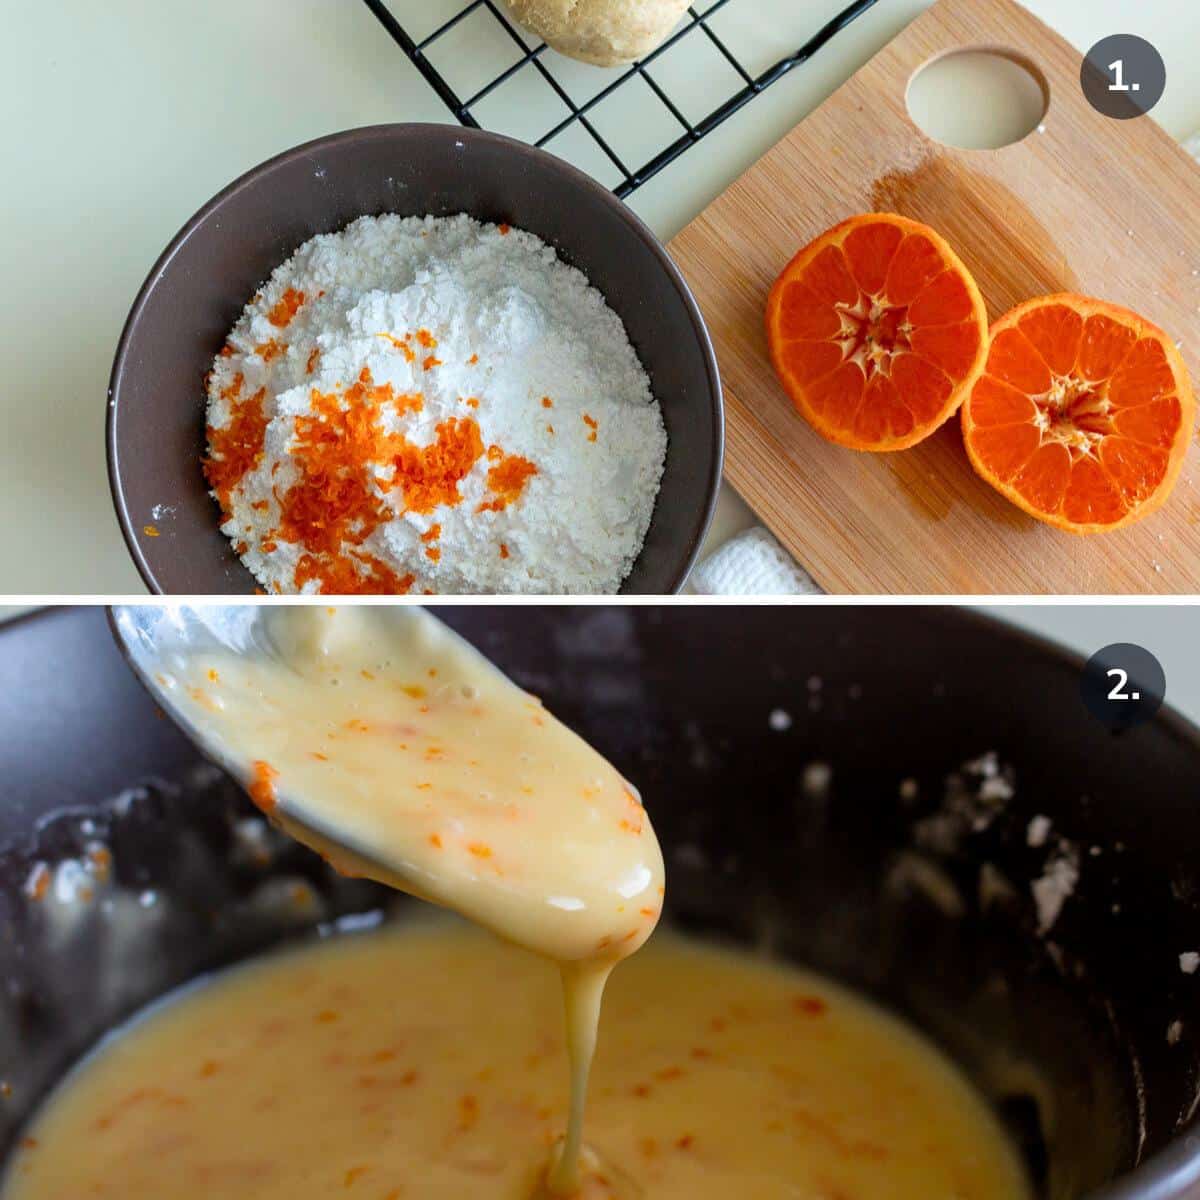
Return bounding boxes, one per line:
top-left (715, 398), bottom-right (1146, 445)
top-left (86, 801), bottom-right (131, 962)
top-left (766, 214), bottom-right (987, 451)
top-left (963, 295), bottom-right (1194, 531)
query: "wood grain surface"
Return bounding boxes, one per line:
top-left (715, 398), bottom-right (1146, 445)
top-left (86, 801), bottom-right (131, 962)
top-left (670, 0), bottom-right (1200, 594)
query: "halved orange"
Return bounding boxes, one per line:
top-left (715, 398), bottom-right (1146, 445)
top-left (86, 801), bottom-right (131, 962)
top-left (962, 294), bottom-right (1194, 533)
top-left (766, 213), bottom-right (989, 451)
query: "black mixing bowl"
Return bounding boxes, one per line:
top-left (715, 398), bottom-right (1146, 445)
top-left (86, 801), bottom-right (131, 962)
top-left (1, 606), bottom-right (1198, 1198)
top-left (107, 124), bottom-right (724, 595)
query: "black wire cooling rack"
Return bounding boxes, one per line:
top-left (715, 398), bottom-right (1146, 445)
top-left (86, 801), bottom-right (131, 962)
top-left (361, 0), bottom-right (882, 198)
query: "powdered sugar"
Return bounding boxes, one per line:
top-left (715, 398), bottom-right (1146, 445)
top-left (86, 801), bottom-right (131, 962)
top-left (205, 214), bottom-right (666, 594)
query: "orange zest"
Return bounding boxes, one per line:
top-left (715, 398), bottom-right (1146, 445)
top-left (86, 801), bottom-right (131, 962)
top-left (477, 449), bottom-right (538, 513)
top-left (204, 374), bottom-right (268, 513)
top-left (963, 293), bottom-right (1194, 532)
top-left (249, 761), bottom-right (279, 813)
top-left (277, 368), bottom-right (417, 559)
top-left (387, 417), bottom-right (485, 514)
top-left (267, 288), bottom-right (305, 328)
top-left (294, 552), bottom-right (415, 595)
top-left (766, 212), bottom-right (988, 451)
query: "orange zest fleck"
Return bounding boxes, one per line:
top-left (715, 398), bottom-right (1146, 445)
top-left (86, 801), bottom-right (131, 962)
top-left (458, 1094), bottom-right (479, 1130)
top-left (420, 524), bottom-right (441, 543)
top-left (255, 339), bottom-right (285, 363)
top-left (401, 685), bottom-right (426, 699)
top-left (267, 288), bottom-right (305, 328)
top-left (219, 344), bottom-right (235, 358)
top-left (422, 355), bottom-right (443, 371)
top-left (377, 333), bottom-right (416, 363)
top-left (425, 546), bottom-right (441, 562)
top-left (306, 347), bottom-right (321, 374)
top-left (465, 397), bottom-right (479, 409)
top-left (467, 843), bottom-right (493, 859)
top-left (344, 1166), bottom-right (369, 1187)
top-left (793, 995), bottom-right (828, 1017)
top-left (583, 413), bottom-right (598, 442)
top-left (25, 863), bottom-right (51, 902)
top-left (249, 761), bottom-right (279, 814)
top-left (499, 543), bottom-right (510, 559)
top-left (142, 524), bottom-right (160, 537)
top-left (498, 224), bottom-right (511, 236)
top-left (429, 833), bottom-right (443, 849)
top-left (204, 375), bottom-right (269, 513)
top-left (386, 416), bottom-right (484, 514)
top-left (416, 329), bottom-right (437, 349)
top-left (477, 449), bottom-right (537, 513)
top-left (295, 552), bottom-right (415, 596)
top-left (542, 396), bottom-right (553, 408)
top-left (274, 367), bottom-right (427, 593)
top-left (468, 353), bottom-right (479, 365)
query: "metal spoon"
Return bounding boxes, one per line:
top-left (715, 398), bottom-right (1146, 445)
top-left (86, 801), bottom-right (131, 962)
top-left (107, 603), bottom-right (428, 895)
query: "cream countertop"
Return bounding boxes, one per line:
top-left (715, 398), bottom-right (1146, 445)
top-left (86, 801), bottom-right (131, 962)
top-left (3, 0), bottom-right (1198, 592)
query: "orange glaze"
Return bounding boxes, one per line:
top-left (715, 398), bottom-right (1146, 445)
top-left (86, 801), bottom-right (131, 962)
top-left (2, 923), bottom-right (1030, 1200)
top-left (161, 607), bottom-right (665, 1195)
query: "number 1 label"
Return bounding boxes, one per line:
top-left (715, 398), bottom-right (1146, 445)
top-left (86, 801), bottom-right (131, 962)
top-left (1107, 59), bottom-right (1141, 93)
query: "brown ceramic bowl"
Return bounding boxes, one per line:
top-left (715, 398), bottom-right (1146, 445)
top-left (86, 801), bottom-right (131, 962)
top-left (107, 124), bottom-right (723, 595)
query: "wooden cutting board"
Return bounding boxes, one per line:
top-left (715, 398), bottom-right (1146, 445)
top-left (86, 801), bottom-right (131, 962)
top-left (670, 0), bottom-right (1200, 594)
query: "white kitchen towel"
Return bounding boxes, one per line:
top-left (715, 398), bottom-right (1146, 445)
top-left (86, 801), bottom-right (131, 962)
top-left (690, 526), bottom-right (822, 595)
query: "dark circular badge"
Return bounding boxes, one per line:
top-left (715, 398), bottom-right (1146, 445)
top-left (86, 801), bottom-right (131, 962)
top-left (1080, 643), bottom-right (1166, 731)
top-left (1081, 35), bottom-right (1166, 120)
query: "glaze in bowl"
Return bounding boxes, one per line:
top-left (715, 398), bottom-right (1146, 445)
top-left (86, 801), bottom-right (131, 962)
top-left (3, 606), bottom-right (1200, 1197)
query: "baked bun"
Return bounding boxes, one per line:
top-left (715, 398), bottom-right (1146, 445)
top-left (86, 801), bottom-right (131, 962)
top-left (505, 0), bottom-right (691, 67)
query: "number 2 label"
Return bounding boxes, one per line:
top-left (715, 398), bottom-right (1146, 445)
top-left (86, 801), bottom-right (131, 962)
top-left (1107, 668), bottom-right (1140, 701)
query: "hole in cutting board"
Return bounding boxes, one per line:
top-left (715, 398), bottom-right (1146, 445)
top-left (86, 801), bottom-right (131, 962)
top-left (906, 49), bottom-right (1049, 150)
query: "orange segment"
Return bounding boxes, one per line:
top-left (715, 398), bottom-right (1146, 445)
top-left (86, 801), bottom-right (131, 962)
top-left (766, 213), bottom-right (988, 451)
top-left (963, 294), bottom-right (1194, 533)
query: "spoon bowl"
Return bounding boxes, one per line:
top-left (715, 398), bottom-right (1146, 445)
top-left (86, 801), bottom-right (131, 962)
top-left (108, 604), bottom-right (413, 892)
